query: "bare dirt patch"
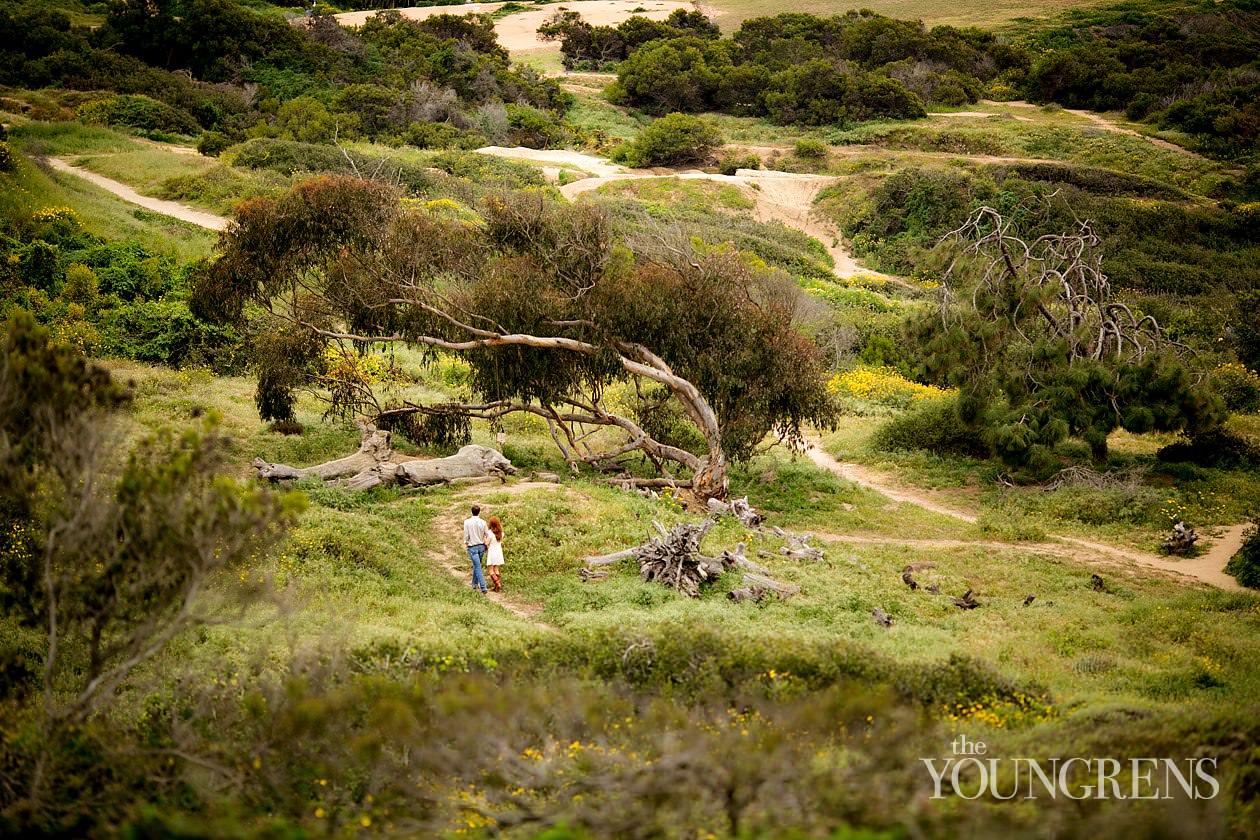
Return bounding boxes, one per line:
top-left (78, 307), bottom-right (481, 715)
top-left (333, 1), bottom-right (696, 53)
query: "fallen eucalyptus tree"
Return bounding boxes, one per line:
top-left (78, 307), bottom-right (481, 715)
top-left (580, 520), bottom-right (798, 600)
top-left (253, 426), bottom-right (516, 489)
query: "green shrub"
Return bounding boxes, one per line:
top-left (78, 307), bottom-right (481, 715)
top-left (76, 95), bottom-right (200, 136)
top-left (610, 113), bottom-right (722, 167)
top-left (396, 121), bottom-right (484, 150)
top-left (0, 140), bottom-right (15, 174)
top-left (870, 396), bottom-right (988, 456)
top-left (716, 152), bottom-right (760, 176)
top-left (426, 150), bottom-right (545, 188)
top-left (1226, 526), bottom-right (1260, 589)
top-left (1157, 427), bottom-right (1259, 468)
top-left (101, 299), bottom-right (241, 371)
top-left (228, 138), bottom-right (449, 194)
top-left (794, 138), bottom-right (828, 159)
top-left (196, 130), bottom-right (233, 157)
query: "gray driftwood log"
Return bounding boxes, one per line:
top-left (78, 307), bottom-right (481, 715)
top-left (581, 521), bottom-right (798, 601)
top-left (253, 427), bottom-right (516, 490)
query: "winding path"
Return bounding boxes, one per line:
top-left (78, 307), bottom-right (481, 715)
top-left (477, 146), bottom-right (898, 282)
top-left (805, 442), bottom-right (1249, 591)
top-left (47, 157), bottom-right (228, 231)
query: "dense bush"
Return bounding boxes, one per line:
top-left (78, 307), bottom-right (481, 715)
top-left (794, 138), bottom-right (829, 159)
top-left (870, 396), bottom-right (988, 456)
top-left (1157, 427), bottom-right (1260, 469)
top-left (1226, 526), bottom-right (1260, 589)
top-left (1211, 363), bottom-right (1260, 413)
top-left (101, 299), bottom-right (242, 371)
top-left (610, 113), bottom-right (722, 167)
top-left (75, 94), bottom-right (200, 136)
top-left (605, 11), bottom-right (1008, 126)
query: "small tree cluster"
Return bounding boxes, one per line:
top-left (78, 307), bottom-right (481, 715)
top-left (910, 207), bottom-right (1221, 472)
top-left (599, 11), bottom-right (1023, 125)
top-left (194, 177), bottom-right (833, 499)
top-left (0, 313), bottom-right (298, 823)
top-left (539, 8), bottom-right (719, 71)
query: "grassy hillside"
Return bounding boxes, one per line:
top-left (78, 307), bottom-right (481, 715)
top-left (3, 0), bottom-right (1260, 836)
top-left (708, 0), bottom-right (1109, 30)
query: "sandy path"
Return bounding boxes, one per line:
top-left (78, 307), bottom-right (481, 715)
top-left (47, 157), bottom-right (228, 231)
top-left (805, 442), bottom-right (1248, 591)
top-left (333, 1), bottom-right (695, 53)
top-left (989, 100), bottom-right (1200, 158)
top-left (477, 144), bottom-right (897, 282)
top-left (423, 480), bottom-right (572, 627)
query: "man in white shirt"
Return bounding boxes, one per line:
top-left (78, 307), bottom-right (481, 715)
top-left (463, 505), bottom-right (490, 594)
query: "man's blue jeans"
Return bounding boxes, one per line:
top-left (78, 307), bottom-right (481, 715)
top-left (467, 544), bottom-right (488, 593)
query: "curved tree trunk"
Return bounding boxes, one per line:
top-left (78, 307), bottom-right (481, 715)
top-left (254, 428), bottom-right (516, 490)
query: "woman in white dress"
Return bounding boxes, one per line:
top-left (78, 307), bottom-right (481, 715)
top-left (485, 516), bottom-right (505, 592)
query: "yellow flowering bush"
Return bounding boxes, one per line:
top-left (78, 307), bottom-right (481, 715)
top-left (1210, 361), bottom-right (1260, 412)
top-left (940, 691), bottom-right (1056, 731)
top-left (31, 206), bottom-right (79, 227)
top-left (827, 365), bottom-right (953, 407)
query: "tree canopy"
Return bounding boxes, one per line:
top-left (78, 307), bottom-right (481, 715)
top-left (911, 207), bottom-right (1222, 471)
top-left (193, 177), bottom-right (833, 500)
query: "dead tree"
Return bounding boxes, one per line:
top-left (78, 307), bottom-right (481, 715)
top-left (253, 427), bottom-right (516, 489)
top-left (929, 204), bottom-right (1209, 464)
top-left (582, 522), bottom-right (796, 599)
top-left (1162, 521), bottom-right (1199, 555)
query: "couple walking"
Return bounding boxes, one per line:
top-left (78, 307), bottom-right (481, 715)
top-left (462, 505), bottom-right (505, 593)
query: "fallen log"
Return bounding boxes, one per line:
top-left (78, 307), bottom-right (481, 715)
top-left (254, 426), bottom-right (517, 490)
top-left (769, 527), bottom-right (826, 563)
top-left (253, 425), bottom-right (394, 481)
top-left (583, 548), bottom-right (639, 568)
top-left (706, 496), bottom-right (764, 528)
top-left (741, 572), bottom-right (800, 597)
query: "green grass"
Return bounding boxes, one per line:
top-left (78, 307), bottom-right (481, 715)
top-left (826, 110), bottom-right (1226, 196)
top-left (107, 360), bottom-right (1260, 712)
top-left (565, 91), bottom-right (649, 143)
top-left (0, 155), bottom-right (216, 262)
top-left (70, 148), bottom-right (219, 194)
top-left (819, 412), bottom-right (1260, 554)
top-left (8, 121), bottom-right (145, 156)
top-left (592, 177), bottom-right (755, 212)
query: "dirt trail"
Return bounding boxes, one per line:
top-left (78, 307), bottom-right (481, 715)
top-left (804, 442), bottom-right (1248, 591)
top-left (425, 481), bottom-right (569, 627)
top-left (47, 157), bottom-right (228, 231)
top-left (332, 1), bottom-right (695, 53)
top-left (479, 145), bottom-right (897, 282)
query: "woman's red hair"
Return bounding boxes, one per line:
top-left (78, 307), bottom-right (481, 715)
top-left (488, 516), bottom-right (503, 540)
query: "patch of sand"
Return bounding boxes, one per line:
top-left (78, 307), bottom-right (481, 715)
top-left (332, 0), bottom-right (696, 53)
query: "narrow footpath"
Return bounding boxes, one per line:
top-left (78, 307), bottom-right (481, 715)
top-left (47, 157), bottom-right (228, 232)
top-left (805, 443), bottom-right (1248, 592)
